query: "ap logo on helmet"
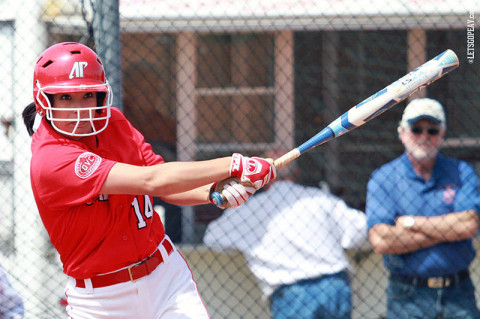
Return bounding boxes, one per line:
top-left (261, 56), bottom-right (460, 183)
top-left (69, 61), bottom-right (88, 79)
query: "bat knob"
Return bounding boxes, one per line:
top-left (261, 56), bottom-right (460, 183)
top-left (210, 192), bottom-right (225, 208)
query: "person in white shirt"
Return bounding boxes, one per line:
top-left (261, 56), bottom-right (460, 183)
top-left (203, 150), bottom-right (370, 319)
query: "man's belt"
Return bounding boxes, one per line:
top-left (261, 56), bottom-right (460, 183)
top-left (390, 269), bottom-right (470, 288)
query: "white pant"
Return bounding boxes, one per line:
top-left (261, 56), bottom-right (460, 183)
top-left (64, 245), bottom-right (209, 319)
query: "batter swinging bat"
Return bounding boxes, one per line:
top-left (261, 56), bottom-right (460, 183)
top-left (211, 49), bottom-right (459, 207)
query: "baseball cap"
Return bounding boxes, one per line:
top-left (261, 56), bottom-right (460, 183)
top-left (400, 98), bottom-right (446, 128)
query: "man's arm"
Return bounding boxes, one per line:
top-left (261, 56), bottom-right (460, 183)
top-left (370, 210), bottom-right (479, 255)
top-left (368, 223), bottom-right (441, 255)
top-left (396, 210), bottom-right (479, 242)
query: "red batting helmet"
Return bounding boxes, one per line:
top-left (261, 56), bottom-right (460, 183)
top-left (33, 42), bottom-right (112, 137)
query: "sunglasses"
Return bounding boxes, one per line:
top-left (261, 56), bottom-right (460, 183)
top-left (410, 127), bottom-right (440, 136)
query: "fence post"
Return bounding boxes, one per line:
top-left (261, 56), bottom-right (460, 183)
top-left (176, 32), bottom-right (197, 242)
top-left (93, 0), bottom-right (123, 110)
top-left (12, 0), bottom-right (52, 316)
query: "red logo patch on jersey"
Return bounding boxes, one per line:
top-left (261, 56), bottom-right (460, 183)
top-left (442, 185), bottom-right (456, 204)
top-left (75, 152), bottom-right (102, 179)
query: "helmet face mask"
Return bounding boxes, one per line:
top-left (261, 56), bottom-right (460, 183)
top-left (33, 42), bottom-right (113, 137)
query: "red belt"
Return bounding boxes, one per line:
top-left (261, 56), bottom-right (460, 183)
top-left (75, 238), bottom-right (174, 289)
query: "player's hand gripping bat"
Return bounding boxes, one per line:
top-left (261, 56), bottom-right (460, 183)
top-left (211, 49), bottom-right (459, 208)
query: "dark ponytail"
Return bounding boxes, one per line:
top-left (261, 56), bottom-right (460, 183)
top-left (22, 102), bottom-right (37, 137)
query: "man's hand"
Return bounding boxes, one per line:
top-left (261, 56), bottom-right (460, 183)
top-left (229, 153), bottom-right (276, 189)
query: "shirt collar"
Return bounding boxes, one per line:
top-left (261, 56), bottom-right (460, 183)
top-left (401, 151), bottom-right (442, 183)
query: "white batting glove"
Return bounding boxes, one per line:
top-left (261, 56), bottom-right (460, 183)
top-left (222, 180), bottom-right (256, 208)
top-left (209, 179), bottom-right (256, 209)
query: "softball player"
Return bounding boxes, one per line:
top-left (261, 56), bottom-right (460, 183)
top-left (22, 42), bottom-right (275, 319)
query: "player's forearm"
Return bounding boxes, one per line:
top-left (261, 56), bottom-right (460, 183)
top-left (411, 210), bottom-right (479, 242)
top-left (102, 158), bottom-right (231, 196)
top-left (160, 185), bottom-right (211, 206)
top-left (148, 158), bottom-right (232, 195)
top-left (369, 224), bottom-right (440, 255)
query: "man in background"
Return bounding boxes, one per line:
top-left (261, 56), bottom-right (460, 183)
top-left (366, 98), bottom-right (480, 319)
top-left (203, 150), bottom-right (370, 319)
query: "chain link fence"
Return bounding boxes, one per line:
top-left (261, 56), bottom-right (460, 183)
top-left (0, 0), bottom-right (479, 318)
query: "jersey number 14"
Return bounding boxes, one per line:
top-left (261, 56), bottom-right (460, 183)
top-left (131, 195), bottom-right (154, 229)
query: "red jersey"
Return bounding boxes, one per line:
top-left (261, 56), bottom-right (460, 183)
top-left (30, 107), bottom-right (166, 279)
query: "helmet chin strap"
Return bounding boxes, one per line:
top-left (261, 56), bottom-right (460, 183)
top-left (33, 113), bottom-right (42, 132)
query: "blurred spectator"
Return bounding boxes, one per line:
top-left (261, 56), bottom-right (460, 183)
top-left (0, 267), bottom-right (24, 319)
top-left (0, 118), bottom-right (13, 162)
top-left (203, 150), bottom-right (370, 319)
top-left (366, 98), bottom-right (480, 319)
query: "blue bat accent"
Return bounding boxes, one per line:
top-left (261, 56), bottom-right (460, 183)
top-left (435, 50), bottom-right (458, 65)
top-left (434, 50), bottom-right (447, 61)
top-left (441, 65), bottom-right (458, 75)
top-left (364, 99), bottom-right (397, 122)
top-left (355, 88), bottom-right (388, 109)
top-left (341, 113), bottom-right (356, 130)
top-left (298, 127), bottom-right (335, 153)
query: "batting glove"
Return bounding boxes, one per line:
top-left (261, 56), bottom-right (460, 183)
top-left (229, 153), bottom-right (276, 190)
top-left (209, 179), bottom-right (256, 209)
